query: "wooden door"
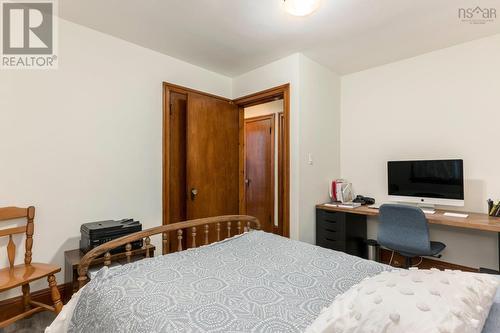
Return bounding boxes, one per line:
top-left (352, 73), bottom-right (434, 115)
top-left (244, 115), bottom-right (275, 233)
top-left (186, 92), bottom-right (240, 244)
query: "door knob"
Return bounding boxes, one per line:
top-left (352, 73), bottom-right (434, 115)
top-left (245, 179), bottom-right (251, 186)
top-left (191, 188), bottom-right (198, 200)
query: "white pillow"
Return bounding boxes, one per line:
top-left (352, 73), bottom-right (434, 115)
top-left (306, 268), bottom-right (498, 333)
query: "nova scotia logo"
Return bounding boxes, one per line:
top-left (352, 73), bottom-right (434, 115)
top-left (458, 6), bottom-right (497, 24)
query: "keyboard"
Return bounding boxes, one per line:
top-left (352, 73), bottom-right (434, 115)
top-left (443, 212), bottom-right (469, 218)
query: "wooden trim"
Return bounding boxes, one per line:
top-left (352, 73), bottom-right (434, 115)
top-left (379, 248), bottom-right (477, 272)
top-left (282, 87), bottom-right (290, 238)
top-left (270, 115), bottom-right (276, 231)
top-left (238, 107), bottom-right (245, 215)
top-left (162, 85), bottom-right (180, 229)
top-left (0, 283), bottom-right (72, 324)
top-left (244, 114), bottom-right (276, 123)
top-left (233, 84), bottom-right (290, 107)
top-left (162, 82), bottom-right (232, 102)
top-left (235, 84), bottom-right (290, 238)
top-left (277, 112), bottom-right (284, 236)
top-left (162, 84), bottom-right (183, 229)
top-left (243, 114), bottom-right (276, 230)
top-left (162, 84), bottom-right (169, 230)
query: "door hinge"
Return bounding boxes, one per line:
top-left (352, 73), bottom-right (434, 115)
top-left (270, 127), bottom-right (272, 134)
top-left (169, 102), bottom-right (173, 116)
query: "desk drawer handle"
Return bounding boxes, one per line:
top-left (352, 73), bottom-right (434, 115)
top-left (326, 238), bottom-right (337, 242)
top-left (325, 228), bottom-right (336, 233)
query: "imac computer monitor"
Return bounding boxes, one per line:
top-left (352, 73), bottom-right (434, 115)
top-left (387, 159), bottom-right (464, 207)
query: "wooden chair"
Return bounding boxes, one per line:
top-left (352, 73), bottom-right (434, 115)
top-left (0, 206), bottom-right (62, 328)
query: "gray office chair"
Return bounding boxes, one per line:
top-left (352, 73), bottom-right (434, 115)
top-left (377, 204), bottom-right (446, 268)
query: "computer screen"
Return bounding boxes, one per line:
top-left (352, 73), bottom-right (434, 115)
top-left (388, 159), bottom-right (464, 200)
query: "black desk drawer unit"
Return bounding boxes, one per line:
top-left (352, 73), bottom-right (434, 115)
top-left (316, 208), bottom-right (368, 259)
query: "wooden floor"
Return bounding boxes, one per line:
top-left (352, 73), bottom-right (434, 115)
top-left (0, 312), bottom-right (55, 333)
top-left (379, 248), bottom-right (477, 272)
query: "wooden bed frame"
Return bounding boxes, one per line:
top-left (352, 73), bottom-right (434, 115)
top-left (77, 215), bottom-right (260, 289)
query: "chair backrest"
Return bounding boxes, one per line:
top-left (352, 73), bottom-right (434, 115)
top-left (0, 206), bottom-right (35, 268)
top-left (378, 204), bottom-right (431, 255)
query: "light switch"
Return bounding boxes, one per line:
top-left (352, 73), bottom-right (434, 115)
top-left (307, 153), bottom-right (313, 165)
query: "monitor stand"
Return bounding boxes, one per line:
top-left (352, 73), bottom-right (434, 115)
top-left (417, 203), bottom-right (436, 210)
top-left (394, 201), bottom-right (436, 213)
top-left (372, 201), bottom-right (436, 213)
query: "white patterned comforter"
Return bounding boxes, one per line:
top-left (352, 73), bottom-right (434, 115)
top-left (63, 231), bottom-right (389, 332)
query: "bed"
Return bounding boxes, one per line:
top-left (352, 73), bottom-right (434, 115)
top-left (46, 215), bottom-right (500, 333)
top-left (484, 277), bottom-right (500, 333)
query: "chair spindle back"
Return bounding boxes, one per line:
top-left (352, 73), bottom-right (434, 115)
top-left (0, 206), bottom-right (35, 268)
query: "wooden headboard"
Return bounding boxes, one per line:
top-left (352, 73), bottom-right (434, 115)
top-left (77, 215), bottom-right (260, 289)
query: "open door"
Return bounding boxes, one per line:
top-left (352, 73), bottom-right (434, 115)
top-left (186, 92), bottom-right (239, 220)
top-left (244, 115), bottom-right (275, 233)
top-left (164, 84), bottom-right (240, 250)
top-left (164, 83), bottom-right (291, 253)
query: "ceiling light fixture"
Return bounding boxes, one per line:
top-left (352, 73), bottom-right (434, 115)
top-left (283, 0), bottom-right (321, 17)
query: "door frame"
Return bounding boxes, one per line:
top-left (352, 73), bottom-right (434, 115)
top-left (243, 114), bottom-right (276, 232)
top-left (277, 112), bottom-right (285, 236)
top-left (234, 84), bottom-right (290, 238)
top-left (163, 82), bottom-right (291, 241)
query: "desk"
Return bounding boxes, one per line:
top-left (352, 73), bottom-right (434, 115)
top-left (316, 204), bottom-right (500, 271)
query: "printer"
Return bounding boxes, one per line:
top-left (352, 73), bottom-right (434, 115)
top-left (80, 219), bottom-right (142, 254)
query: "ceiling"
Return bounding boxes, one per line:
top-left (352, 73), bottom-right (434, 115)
top-left (59, 0), bottom-right (500, 77)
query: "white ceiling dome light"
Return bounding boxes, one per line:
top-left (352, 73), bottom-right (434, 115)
top-left (282, 0), bottom-right (322, 17)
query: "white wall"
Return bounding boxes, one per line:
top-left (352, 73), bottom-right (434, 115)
top-left (233, 54), bottom-right (341, 243)
top-left (244, 100), bottom-right (283, 118)
top-left (298, 55), bottom-right (341, 244)
top-left (0, 20), bottom-right (343, 299)
top-left (9, 13), bottom-right (495, 299)
top-left (341, 34), bottom-right (500, 269)
top-left (0, 19), bottom-right (232, 298)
